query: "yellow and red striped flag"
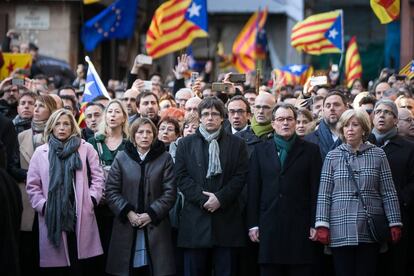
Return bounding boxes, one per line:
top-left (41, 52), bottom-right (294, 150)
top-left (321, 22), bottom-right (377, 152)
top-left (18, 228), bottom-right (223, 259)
top-left (0, 53), bottom-right (32, 80)
top-left (146, 0), bottom-right (208, 59)
top-left (399, 60), bottom-right (414, 79)
top-left (345, 36), bottom-right (362, 88)
top-left (291, 10), bottom-right (343, 55)
top-left (273, 64), bottom-right (313, 86)
top-left (232, 8), bottom-right (268, 73)
top-left (370, 0), bottom-right (400, 24)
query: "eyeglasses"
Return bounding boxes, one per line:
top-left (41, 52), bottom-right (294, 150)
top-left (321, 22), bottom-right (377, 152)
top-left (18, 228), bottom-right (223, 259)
top-left (201, 111), bottom-right (221, 118)
top-left (255, 105), bottom-right (271, 110)
top-left (365, 109), bottom-right (373, 115)
top-left (374, 109), bottom-right (394, 116)
top-left (274, 117), bottom-right (295, 123)
top-left (228, 109), bottom-right (247, 115)
top-left (399, 117), bottom-right (413, 123)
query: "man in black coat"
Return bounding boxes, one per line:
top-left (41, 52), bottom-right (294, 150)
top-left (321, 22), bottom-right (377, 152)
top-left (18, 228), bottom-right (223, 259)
top-left (247, 103), bottom-right (322, 276)
top-left (175, 97), bottom-right (248, 276)
top-left (369, 99), bottom-right (414, 276)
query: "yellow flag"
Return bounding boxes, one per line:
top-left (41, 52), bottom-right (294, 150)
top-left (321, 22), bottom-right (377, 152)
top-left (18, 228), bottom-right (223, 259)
top-left (0, 53), bottom-right (32, 80)
top-left (370, 0), bottom-right (400, 24)
top-left (83, 0), bottom-right (100, 4)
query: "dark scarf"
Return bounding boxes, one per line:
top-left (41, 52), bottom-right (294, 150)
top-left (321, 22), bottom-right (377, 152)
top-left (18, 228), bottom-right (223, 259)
top-left (251, 116), bottom-right (273, 138)
top-left (273, 134), bottom-right (296, 167)
top-left (12, 115), bottom-right (32, 133)
top-left (372, 127), bottom-right (398, 146)
top-left (46, 135), bottom-right (82, 247)
top-left (317, 119), bottom-right (342, 157)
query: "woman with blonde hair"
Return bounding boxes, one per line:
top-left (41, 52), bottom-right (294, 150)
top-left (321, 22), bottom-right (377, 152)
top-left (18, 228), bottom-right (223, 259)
top-left (314, 109), bottom-right (402, 276)
top-left (88, 98), bottom-right (129, 274)
top-left (26, 109), bottom-right (104, 274)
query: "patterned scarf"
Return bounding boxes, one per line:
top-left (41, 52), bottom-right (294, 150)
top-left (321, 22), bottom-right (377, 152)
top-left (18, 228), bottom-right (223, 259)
top-left (46, 135), bottom-right (82, 247)
top-left (199, 125), bottom-right (222, 178)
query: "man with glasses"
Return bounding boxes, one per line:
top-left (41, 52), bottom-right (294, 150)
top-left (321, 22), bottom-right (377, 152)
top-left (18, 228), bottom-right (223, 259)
top-left (369, 99), bottom-right (414, 276)
top-left (175, 96), bottom-right (248, 276)
top-left (121, 88), bottom-right (139, 123)
top-left (0, 82), bottom-right (26, 119)
top-left (247, 103), bottom-right (322, 276)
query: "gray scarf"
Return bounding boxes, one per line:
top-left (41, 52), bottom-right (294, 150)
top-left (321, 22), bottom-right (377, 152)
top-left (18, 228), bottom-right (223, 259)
top-left (199, 125), bottom-right (222, 178)
top-left (46, 135), bottom-right (82, 247)
top-left (372, 127), bottom-right (398, 146)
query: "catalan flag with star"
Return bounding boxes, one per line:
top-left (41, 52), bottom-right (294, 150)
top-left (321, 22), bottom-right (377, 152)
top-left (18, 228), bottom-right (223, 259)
top-left (399, 60), bottom-right (414, 79)
top-left (232, 8), bottom-right (268, 73)
top-left (0, 53), bottom-right (32, 80)
top-left (345, 36), bottom-right (363, 88)
top-left (291, 10), bottom-right (343, 55)
top-left (274, 64), bottom-right (314, 86)
top-left (146, 0), bottom-right (208, 59)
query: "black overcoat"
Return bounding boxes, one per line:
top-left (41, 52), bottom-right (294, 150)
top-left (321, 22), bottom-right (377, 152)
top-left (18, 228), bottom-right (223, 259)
top-left (247, 137), bottom-right (322, 264)
top-left (175, 129), bottom-right (248, 248)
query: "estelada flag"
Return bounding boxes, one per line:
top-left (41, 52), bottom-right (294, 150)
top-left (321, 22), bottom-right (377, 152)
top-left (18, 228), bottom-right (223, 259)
top-left (0, 53), bottom-right (32, 80)
top-left (370, 0), bottom-right (400, 24)
top-left (345, 36), bottom-right (363, 88)
top-left (273, 64), bottom-right (314, 86)
top-left (291, 10), bottom-right (343, 55)
top-left (399, 60), bottom-right (414, 79)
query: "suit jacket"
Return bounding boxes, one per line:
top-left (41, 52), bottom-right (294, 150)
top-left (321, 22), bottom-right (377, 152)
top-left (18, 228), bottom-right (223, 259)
top-left (247, 137), bottom-right (322, 264)
top-left (175, 128), bottom-right (248, 248)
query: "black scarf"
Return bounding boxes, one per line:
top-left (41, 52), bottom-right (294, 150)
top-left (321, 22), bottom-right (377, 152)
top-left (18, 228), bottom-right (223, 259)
top-left (46, 135), bottom-right (82, 247)
top-left (317, 119), bottom-right (342, 157)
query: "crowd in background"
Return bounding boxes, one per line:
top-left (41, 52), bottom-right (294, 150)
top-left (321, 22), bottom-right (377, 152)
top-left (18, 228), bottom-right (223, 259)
top-left (1, 30), bottom-right (414, 276)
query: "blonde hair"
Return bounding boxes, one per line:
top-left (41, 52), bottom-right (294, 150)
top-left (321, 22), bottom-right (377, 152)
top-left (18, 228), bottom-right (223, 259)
top-left (96, 99), bottom-right (129, 138)
top-left (337, 109), bottom-right (371, 142)
top-left (43, 109), bottom-right (81, 142)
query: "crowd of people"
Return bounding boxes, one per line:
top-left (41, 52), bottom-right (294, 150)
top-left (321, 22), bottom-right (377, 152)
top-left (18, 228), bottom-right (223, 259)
top-left (1, 45), bottom-right (414, 276)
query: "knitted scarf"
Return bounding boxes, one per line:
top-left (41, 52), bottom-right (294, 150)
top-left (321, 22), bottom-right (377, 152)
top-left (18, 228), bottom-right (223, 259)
top-left (199, 125), bottom-right (222, 178)
top-left (251, 116), bottom-right (273, 138)
top-left (372, 127), bottom-right (398, 146)
top-left (46, 135), bottom-right (82, 247)
top-left (273, 134), bottom-right (296, 168)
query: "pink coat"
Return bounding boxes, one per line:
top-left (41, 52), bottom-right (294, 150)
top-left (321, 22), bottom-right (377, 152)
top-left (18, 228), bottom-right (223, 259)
top-left (26, 140), bottom-right (105, 267)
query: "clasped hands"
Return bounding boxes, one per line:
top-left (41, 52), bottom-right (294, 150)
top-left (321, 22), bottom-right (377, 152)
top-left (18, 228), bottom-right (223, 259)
top-left (127, 211), bottom-right (152, 228)
top-left (202, 191), bottom-right (220, 213)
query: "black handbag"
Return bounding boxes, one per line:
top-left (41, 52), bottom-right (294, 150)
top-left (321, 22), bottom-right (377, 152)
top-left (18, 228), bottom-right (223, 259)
top-left (344, 155), bottom-right (390, 242)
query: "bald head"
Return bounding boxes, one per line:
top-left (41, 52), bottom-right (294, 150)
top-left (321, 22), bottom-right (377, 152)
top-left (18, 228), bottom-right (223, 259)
top-left (185, 97), bottom-right (202, 115)
top-left (50, 94), bottom-right (63, 109)
top-left (254, 92), bottom-right (276, 124)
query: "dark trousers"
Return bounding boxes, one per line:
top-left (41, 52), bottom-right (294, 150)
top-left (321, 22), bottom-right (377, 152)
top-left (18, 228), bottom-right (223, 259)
top-left (260, 264), bottom-right (312, 276)
top-left (331, 243), bottom-right (380, 276)
top-left (183, 247), bottom-right (237, 276)
top-left (19, 215), bottom-right (40, 276)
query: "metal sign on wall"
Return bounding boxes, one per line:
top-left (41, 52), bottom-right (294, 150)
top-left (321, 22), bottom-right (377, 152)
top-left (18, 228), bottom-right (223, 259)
top-left (15, 6), bottom-right (50, 30)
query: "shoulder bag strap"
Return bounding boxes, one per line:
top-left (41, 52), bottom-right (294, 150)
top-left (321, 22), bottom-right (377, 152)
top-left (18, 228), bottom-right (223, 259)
top-left (343, 153), bottom-right (370, 216)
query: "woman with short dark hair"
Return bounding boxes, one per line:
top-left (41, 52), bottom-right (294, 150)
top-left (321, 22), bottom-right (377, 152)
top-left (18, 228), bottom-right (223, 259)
top-left (105, 117), bottom-right (176, 276)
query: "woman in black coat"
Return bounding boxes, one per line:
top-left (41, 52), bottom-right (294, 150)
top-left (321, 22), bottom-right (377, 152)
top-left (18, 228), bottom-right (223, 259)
top-left (105, 118), bottom-right (176, 276)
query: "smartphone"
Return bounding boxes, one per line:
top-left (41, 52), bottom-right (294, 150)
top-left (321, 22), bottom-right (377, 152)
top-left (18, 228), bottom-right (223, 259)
top-left (211, 82), bottom-right (231, 92)
top-left (12, 78), bottom-right (24, 86)
top-left (143, 81), bottom-right (153, 91)
top-left (190, 72), bottom-right (199, 85)
top-left (137, 54), bottom-right (153, 65)
top-left (310, 76), bottom-right (328, 86)
top-left (229, 73), bottom-right (246, 83)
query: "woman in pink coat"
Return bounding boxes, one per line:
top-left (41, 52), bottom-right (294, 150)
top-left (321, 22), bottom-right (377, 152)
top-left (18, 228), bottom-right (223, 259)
top-left (26, 109), bottom-right (105, 274)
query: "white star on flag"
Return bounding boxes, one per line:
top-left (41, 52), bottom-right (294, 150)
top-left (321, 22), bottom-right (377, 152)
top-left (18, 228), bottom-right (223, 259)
top-left (328, 28), bottom-right (338, 39)
top-left (187, 2), bottom-right (201, 18)
top-left (289, 65), bottom-right (302, 73)
top-left (84, 81), bottom-right (93, 96)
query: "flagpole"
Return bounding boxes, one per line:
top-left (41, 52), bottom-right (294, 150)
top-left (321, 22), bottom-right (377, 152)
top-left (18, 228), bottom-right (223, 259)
top-left (338, 9), bottom-right (345, 85)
